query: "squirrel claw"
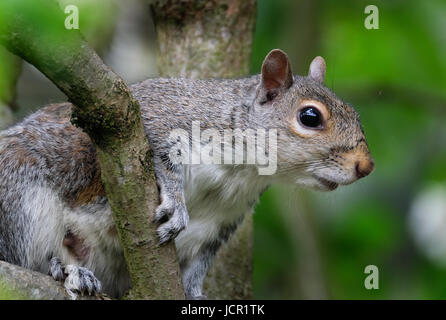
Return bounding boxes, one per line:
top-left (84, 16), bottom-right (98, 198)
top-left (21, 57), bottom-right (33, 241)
top-left (155, 202), bottom-right (188, 244)
top-left (153, 203), bottom-right (174, 224)
top-left (157, 222), bottom-right (185, 244)
top-left (49, 257), bottom-right (102, 300)
top-left (64, 265), bottom-right (102, 299)
top-left (49, 257), bottom-right (65, 281)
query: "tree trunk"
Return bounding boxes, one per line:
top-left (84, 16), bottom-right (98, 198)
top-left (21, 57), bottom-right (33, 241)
top-left (0, 46), bottom-right (22, 129)
top-left (151, 0), bottom-right (256, 299)
top-left (0, 0), bottom-right (183, 299)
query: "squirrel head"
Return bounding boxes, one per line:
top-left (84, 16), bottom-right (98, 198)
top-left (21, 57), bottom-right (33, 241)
top-left (253, 49), bottom-right (374, 191)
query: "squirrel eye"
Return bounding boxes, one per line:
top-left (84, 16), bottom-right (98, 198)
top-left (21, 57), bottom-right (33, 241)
top-left (299, 106), bottom-right (323, 128)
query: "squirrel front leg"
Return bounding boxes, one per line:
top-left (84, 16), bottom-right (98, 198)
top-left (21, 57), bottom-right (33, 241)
top-left (152, 152), bottom-right (189, 244)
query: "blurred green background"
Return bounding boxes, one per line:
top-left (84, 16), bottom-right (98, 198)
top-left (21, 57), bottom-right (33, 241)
top-left (253, 0), bottom-right (446, 299)
top-left (1, 0), bottom-right (446, 299)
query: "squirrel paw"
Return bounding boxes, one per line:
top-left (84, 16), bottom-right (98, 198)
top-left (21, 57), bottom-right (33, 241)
top-left (49, 257), bottom-right (102, 300)
top-left (154, 200), bottom-right (189, 244)
top-left (64, 265), bottom-right (102, 299)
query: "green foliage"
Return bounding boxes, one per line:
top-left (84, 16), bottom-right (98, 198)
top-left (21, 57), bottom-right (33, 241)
top-left (0, 0), bottom-right (117, 54)
top-left (58, 0), bottom-right (118, 51)
top-left (253, 0), bottom-right (446, 299)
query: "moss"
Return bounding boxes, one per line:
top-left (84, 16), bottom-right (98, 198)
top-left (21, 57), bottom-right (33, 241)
top-left (0, 281), bottom-right (29, 300)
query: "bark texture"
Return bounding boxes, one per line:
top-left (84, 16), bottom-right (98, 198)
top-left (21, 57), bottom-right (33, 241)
top-left (0, 0), bottom-right (183, 299)
top-left (151, 0), bottom-right (256, 78)
top-left (151, 0), bottom-right (256, 299)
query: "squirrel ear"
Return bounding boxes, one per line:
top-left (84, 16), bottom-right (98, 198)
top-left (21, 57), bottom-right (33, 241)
top-left (308, 56), bottom-right (326, 83)
top-left (261, 49), bottom-right (293, 93)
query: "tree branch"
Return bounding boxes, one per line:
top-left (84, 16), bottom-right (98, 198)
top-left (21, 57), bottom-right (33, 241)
top-left (0, 260), bottom-right (105, 300)
top-left (0, 0), bottom-right (183, 299)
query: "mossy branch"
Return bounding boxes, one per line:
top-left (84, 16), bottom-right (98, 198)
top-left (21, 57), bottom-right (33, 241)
top-left (0, 260), bottom-right (105, 300)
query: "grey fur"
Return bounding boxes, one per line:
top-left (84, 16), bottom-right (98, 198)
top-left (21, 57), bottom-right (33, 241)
top-left (0, 50), bottom-right (373, 299)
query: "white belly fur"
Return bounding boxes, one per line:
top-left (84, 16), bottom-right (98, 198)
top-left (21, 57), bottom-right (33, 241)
top-left (175, 164), bottom-right (269, 262)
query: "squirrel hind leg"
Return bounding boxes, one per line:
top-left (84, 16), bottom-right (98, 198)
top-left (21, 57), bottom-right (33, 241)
top-left (178, 218), bottom-right (243, 299)
top-left (49, 229), bottom-right (100, 299)
top-left (179, 236), bottom-right (227, 300)
top-left (181, 254), bottom-right (211, 300)
top-left (48, 257), bottom-right (102, 300)
top-left (64, 264), bottom-right (102, 299)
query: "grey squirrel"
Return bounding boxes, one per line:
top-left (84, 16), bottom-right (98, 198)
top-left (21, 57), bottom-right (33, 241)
top-left (0, 49), bottom-right (374, 299)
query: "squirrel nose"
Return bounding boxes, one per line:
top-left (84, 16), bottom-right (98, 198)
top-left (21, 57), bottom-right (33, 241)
top-left (355, 159), bottom-right (374, 179)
